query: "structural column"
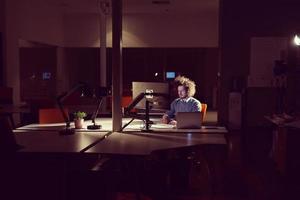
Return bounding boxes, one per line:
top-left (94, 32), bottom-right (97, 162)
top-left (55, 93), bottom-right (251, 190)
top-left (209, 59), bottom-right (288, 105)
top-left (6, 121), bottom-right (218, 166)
top-left (98, 1), bottom-right (109, 114)
top-left (3, 0), bottom-right (21, 124)
top-left (4, 0), bottom-right (20, 105)
top-left (99, 0), bottom-right (108, 88)
top-left (0, 0), bottom-right (5, 86)
top-left (111, 0), bottom-right (122, 131)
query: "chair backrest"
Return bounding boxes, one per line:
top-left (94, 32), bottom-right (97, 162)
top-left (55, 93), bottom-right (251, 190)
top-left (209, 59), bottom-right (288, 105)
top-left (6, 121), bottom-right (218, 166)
top-left (39, 108), bottom-right (68, 124)
top-left (201, 103), bottom-right (207, 122)
top-left (121, 96), bottom-right (138, 115)
top-left (122, 96), bottom-right (133, 108)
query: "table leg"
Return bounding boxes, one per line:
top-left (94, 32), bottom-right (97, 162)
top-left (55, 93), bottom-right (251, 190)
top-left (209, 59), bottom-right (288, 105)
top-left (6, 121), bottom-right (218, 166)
top-left (272, 126), bottom-right (287, 175)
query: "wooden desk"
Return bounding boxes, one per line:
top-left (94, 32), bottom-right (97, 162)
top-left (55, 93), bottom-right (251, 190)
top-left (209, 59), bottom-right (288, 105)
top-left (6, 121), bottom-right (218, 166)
top-left (15, 118), bottom-right (227, 154)
top-left (16, 119), bottom-right (112, 132)
top-left (11, 129), bottom-right (110, 200)
top-left (86, 132), bottom-right (226, 156)
top-left (16, 118), bottom-right (145, 132)
top-left (14, 130), bottom-right (109, 153)
top-left (13, 119), bottom-right (227, 199)
top-left (85, 127), bottom-right (227, 199)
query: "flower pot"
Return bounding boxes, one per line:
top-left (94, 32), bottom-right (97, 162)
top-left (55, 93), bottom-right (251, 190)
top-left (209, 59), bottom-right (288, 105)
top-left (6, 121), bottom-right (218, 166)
top-left (74, 118), bottom-right (84, 129)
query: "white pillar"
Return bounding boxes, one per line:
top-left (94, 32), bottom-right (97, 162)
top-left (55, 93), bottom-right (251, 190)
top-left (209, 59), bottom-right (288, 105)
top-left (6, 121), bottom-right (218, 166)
top-left (4, 0), bottom-right (21, 125)
top-left (111, 0), bottom-right (122, 132)
top-left (99, 0), bottom-right (108, 113)
top-left (99, 1), bottom-right (108, 88)
top-left (0, 0), bottom-right (5, 85)
top-left (4, 0), bottom-right (20, 105)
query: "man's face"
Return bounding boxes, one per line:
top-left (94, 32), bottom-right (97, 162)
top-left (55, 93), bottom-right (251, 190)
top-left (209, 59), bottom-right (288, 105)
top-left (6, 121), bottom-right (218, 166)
top-left (177, 85), bottom-right (188, 99)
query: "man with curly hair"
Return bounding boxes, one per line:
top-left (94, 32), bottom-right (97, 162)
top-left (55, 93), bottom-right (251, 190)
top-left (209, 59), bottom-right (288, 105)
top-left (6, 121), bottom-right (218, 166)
top-left (161, 75), bottom-right (202, 125)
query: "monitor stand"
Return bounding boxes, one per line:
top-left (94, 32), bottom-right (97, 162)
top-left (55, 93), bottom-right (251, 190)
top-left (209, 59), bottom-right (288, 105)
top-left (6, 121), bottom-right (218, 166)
top-left (141, 100), bottom-right (154, 132)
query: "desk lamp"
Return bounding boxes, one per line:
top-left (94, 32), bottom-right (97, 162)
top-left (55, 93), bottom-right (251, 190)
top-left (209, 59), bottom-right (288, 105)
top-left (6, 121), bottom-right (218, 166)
top-left (57, 83), bottom-right (110, 134)
top-left (57, 82), bottom-right (86, 135)
top-left (87, 87), bottom-right (110, 130)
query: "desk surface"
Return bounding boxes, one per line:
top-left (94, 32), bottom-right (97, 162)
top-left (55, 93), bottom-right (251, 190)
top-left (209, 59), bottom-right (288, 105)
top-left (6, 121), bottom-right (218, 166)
top-left (15, 118), bottom-right (227, 155)
top-left (16, 119), bottom-right (112, 132)
top-left (86, 132), bottom-right (227, 156)
top-left (265, 115), bottom-right (300, 129)
top-left (18, 118), bottom-right (227, 133)
top-left (14, 130), bottom-right (108, 153)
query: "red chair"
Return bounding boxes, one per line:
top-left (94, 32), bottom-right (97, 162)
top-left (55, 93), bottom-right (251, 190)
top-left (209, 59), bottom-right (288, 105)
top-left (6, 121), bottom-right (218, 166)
top-left (39, 108), bottom-right (68, 124)
top-left (122, 96), bottom-right (132, 108)
top-left (201, 103), bottom-right (207, 122)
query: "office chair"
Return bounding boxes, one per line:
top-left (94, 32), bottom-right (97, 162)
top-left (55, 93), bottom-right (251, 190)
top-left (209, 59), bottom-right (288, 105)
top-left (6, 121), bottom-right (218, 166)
top-left (122, 96), bottom-right (132, 108)
top-left (122, 96), bottom-right (137, 115)
top-left (201, 103), bottom-right (208, 122)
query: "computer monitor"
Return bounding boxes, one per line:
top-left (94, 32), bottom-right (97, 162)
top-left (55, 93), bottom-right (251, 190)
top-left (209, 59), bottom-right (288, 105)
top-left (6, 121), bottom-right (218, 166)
top-left (42, 72), bottom-right (51, 80)
top-left (132, 82), bottom-right (169, 110)
top-left (166, 72), bottom-right (176, 79)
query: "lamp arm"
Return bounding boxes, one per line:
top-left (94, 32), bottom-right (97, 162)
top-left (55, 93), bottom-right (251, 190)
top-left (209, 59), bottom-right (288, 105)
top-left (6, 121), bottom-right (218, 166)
top-left (58, 82), bottom-right (85, 102)
top-left (91, 97), bottom-right (104, 124)
top-left (124, 92), bottom-right (168, 113)
top-left (124, 92), bottom-right (145, 116)
top-left (122, 92), bottom-right (169, 131)
top-left (56, 82), bottom-right (86, 128)
top-left (57, 98), bottom-right (71, 128)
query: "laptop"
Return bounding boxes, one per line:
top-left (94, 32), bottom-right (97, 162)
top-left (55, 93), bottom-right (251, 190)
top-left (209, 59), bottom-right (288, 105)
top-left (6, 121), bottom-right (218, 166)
top-left (176, 112), bottom-right (202, 129)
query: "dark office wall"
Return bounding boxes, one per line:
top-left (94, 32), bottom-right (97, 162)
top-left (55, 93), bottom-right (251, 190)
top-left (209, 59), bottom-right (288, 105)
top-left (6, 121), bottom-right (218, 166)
top-left (202, 49), bottom-right (219, 108)
top-left (0, 0), bottom-right (5, 86)
top-left (19, 47), bottom-right (57, 101)
top-left (115, 48), bottom-right (217, 106)
top-left (0, 32), bottom-right (3, 86)
top-left (219, 0), bottom-right (300, 125)
top-left (64, 48), bottom-right (100, 88)
top-left (65, 48), bottom-right (218, 107)
top-left (0, 0), bottom-right (4, 33)
top-left (121, 48), bottom-right (206, 98)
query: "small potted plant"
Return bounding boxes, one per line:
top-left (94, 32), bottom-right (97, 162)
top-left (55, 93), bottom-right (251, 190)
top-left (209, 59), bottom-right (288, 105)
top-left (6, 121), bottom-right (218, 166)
top-left (73, 111), bottom-right (87, 129)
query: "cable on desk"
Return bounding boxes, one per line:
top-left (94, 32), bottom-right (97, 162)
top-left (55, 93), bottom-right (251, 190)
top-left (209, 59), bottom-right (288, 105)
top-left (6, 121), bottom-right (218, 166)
top-left (120, 118), bottom-right (135, 132)
top-left (80, 131), bottom-right (113, 153)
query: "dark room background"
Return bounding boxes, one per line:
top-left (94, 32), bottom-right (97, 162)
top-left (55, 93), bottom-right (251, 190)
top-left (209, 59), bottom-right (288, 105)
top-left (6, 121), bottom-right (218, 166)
top-left (19, 47), bottom-right (219, 109)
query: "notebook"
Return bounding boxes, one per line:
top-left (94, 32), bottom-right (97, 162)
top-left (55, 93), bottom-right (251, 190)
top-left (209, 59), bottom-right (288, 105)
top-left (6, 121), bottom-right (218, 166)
top-left (176, 112), bottom-right (202, 129)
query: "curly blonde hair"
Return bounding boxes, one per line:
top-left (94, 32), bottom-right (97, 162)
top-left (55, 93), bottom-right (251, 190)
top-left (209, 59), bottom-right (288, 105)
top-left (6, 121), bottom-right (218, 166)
top-left (174, 75), bottom-right (196, 97)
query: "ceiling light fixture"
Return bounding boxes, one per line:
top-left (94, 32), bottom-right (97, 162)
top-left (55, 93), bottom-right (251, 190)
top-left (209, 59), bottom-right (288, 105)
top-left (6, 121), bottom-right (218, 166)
top-left (294, 34), bottom-right (300, 46)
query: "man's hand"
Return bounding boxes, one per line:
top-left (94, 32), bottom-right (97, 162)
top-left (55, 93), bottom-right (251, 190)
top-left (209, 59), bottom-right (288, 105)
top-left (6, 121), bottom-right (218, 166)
top-left (169, 120), bottom-right (177, 126)
top-left (161, 114), bottom-right (169, 124)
